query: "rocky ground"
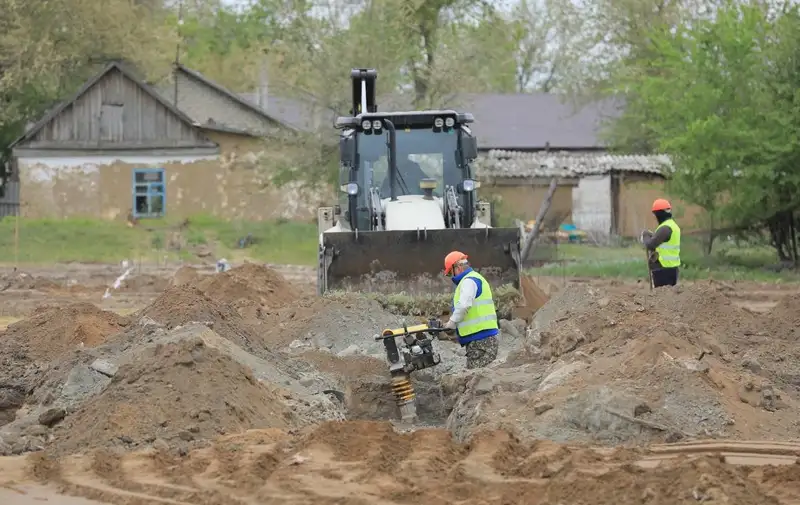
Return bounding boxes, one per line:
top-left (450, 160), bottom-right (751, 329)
top-left (1, 262), bottom-right (800, 504)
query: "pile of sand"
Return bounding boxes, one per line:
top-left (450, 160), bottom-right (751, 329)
top-left (0, 303), bottom-right (129, 361)
top-left (26, 421), bottom-right (789, 505)
top-left (136, 286), bottom-right (263, 353)
top-left (118, 274), bottom-right (169, 293)
top-left (169, 265), bottom-right (201, 287)
top-left (446, 283), bottom-right (799, 445)
top-left (0, 271), bottom-right (59, 291)
top-left (256, 297), bottom-right (404, 355)
top-left (176, 263), bottom-right (300, 310)
top-left (49, 338), bottom-right (294, 455)
top-left (762, 293), bottom-right (800, 340)
top-left (539, 284), bottom-right (758, 359)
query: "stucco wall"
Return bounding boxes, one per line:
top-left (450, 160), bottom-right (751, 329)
top-left (480, 180), bottom-right (575, 227)
top-left (16, 132), bottom-right (331, 220)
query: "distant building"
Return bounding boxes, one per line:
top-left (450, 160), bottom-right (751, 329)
top-left (4, 67), bottom-right (700, 235)
top-left (453, 94), bottom-right (699, 238)
top-left (6, 61), bottom-right (328, 220)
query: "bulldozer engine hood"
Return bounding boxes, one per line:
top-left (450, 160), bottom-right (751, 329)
top-left (383, 195), bottom-right (445, 231)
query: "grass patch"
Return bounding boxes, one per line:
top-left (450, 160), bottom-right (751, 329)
top-left (0, 216), bottom-right (318, 266)
top-left (535, 238), bottom-right (800, 283)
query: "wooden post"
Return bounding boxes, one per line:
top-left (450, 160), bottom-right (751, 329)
top-left (520, 177), bottom-right (559, 264)
top-left (14, 212), bottom-right (19, 270)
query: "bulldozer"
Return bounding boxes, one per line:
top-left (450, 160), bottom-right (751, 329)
top-left (316, 68), bottom-right (522, 295)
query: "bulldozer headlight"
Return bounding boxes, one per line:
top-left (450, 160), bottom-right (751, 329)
top-left (341, 182), bottom-right (359, 195)
top-left (462, 179), bottom-right (478, 192)
top-left (433, 117), bottom-right (444, 128)
top-left (372, 120), bottom-right (382, 129)
top-left (445, 117), bottom-right (455, 128)
top-left (361, 119), bottom-right (372, 130)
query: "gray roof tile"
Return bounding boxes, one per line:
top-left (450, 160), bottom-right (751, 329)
top-left (453, 94), bottom-right (623, 150)
top-left (474, 150), bottom-right (672, 178)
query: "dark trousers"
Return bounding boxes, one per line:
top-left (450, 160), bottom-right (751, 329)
top-left (651, 267), bottom-right (679, 287)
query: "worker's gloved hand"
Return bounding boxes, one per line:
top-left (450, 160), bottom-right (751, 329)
top-left (640, 230), bottom-right (653, 244)
top-left (442, 319), bottom-right (457, 337)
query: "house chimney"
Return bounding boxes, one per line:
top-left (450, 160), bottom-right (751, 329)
top-left (258, 60), bottom-right (268, 111)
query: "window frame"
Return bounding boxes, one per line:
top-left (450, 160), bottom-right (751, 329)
top-left (132, 168), bottom-right (166, 218)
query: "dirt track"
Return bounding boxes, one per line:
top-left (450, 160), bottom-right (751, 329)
top-left (2, 262), bottom-right (800, 504)
top-left (2, 428), bottom-right (800, 505)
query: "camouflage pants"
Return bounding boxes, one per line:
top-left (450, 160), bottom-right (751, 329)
top-left (465, 335), bottom-right (499, 369)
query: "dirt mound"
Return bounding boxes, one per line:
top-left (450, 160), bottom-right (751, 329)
top-left (299, 350), bottom-right (385, 380)
top-left (257, 297), bottom-right (403, 355)
top-left (450, 283), bottom-right (800, 445)
top-left (118, 274), bottom-right (169, 293)
top-left (20, 422), bottom-right (791, 505)
top-left (0, 271), bottom-right (59, 291)
top-left (136, 286), bottom-right (262, 353)
top-left (193, 262), bottom-right (299, 309)
top-left (169, 265), bottom-right (200, 287)
top-left (763, 293), bottom-right (800, 340)
top-left (0, 303), bottom-right (128, 361)
top-left (49, 338), bottom-right (294, 456)
top-left (536, 283), bottom-right (758, 361)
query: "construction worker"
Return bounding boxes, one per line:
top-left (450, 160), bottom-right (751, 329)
top-left (641, 198), bottom-right (681, 287)
top-left (442, 251), bottom-right (499, 369)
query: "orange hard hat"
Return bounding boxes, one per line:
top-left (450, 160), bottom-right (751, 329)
top-left (651, 198), bottom-right (671, 212)
top-left (444, 251), bottom-right (468, 274)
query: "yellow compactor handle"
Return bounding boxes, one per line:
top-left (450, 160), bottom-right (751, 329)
top-left (381, 323), bottom-right (431, 337)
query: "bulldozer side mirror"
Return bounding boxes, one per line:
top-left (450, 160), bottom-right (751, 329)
top-left (462, 136), bottom-right (478, 162)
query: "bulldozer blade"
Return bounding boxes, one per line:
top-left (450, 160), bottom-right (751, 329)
top-left (321, 228), bottom-right (520, 295)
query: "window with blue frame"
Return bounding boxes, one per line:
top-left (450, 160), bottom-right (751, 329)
top-left (132, 168), bottom-right (166, 218)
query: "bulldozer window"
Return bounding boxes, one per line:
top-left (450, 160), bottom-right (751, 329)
top-left (358, 128), bottom-right (458, 199)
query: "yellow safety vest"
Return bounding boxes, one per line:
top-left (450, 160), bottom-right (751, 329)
top-left (655, 219), bottom-right (681, 268)
top-left (453, 270), bottom-right (498, 338)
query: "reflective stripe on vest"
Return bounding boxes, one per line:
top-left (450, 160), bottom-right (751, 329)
top-left (655, 218), bottom-right (681, 268)
top-left (453, 271), bottom-right (498, 336)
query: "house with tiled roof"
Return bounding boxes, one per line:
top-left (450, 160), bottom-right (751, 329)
top-left (446, 93), bottom-right (696, 238)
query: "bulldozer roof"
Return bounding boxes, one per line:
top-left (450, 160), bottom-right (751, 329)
top-left (335, 110), bottom-right (474, 130)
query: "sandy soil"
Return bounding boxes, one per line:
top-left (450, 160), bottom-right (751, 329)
top-left (1, 262), bottom-right (800, 504)
top-left (2, 426), bottom-right (800, 505)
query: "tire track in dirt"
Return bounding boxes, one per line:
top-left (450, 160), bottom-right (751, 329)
top-left (18, 426), bottom-right (800, 505)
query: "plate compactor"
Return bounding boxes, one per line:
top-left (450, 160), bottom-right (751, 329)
top-left (375, 318), bottom-right (447, 422)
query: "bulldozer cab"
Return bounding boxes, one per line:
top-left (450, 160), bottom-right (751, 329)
top-left (337, 111), bottom-right (480, 232)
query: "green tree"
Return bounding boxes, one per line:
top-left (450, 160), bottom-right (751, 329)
top-left (607, 0), bottom-right (800, 261)
top-left (0, 0), bottom-right (177, 161)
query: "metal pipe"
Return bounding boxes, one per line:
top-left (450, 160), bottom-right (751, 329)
top-left (361, 80), bottom-right (367, 116)
top-left (384, 119), bottom-right (397, 201)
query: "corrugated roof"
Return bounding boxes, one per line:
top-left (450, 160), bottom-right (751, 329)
top-left (454, 94), bottom-right (623, 150)
top-left (474, 150), bottom-right (672, 179)
top-left (338, 91), bottom-right (624, 150)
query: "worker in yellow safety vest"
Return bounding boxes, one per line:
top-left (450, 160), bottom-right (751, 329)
top-left (441, 251), bottom-right (499, 369)
top-left (640, 198), bottom-right (681, 287)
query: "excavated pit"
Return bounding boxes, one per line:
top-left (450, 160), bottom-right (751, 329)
top-left (343, 373), bottom-right (455, 426)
